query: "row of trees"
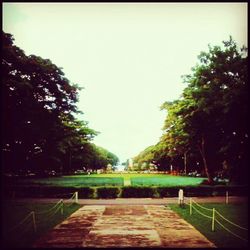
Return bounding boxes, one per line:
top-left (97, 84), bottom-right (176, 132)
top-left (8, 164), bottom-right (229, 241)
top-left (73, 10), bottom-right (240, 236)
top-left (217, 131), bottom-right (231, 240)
top-left (1, 31), bottom-right (119, 176)
top-left (133, 37), bottom-right (248, 184)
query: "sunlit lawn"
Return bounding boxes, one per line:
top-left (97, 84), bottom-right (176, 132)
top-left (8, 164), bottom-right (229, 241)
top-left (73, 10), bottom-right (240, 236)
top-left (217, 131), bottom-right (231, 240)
top-left (169, 203), bottom-right (248, 248)
top-left (131, 176), bottom-right (205, 186)
top-left (14, 173), bottom-right (206, 187)
top-left (17, 176), bottom-right (124, 187)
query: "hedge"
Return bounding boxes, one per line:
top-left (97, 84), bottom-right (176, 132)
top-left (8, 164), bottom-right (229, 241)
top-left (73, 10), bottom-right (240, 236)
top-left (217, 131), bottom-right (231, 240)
top-left (3, 185), bottom-right (248, 199)
top-left (121, 186), bottom-right (158, 198)
top-left (96, 187), bottom-right (120, 199)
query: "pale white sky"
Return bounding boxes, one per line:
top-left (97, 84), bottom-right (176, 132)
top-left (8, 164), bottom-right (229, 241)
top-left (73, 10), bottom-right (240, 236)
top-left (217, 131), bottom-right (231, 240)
top-left (3, 3), bottom-right (248, 165)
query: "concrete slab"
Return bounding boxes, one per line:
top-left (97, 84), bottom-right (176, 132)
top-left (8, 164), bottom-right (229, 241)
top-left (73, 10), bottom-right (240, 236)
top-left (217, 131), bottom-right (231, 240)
top-left (34, 205), bottom-right (216, 248)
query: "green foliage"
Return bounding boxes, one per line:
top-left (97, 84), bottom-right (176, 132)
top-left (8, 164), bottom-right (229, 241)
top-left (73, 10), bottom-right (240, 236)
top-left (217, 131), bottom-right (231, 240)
top-left (137, 37), bottom-right (248, 184)
top-left (91, 144), bottom-right (119, 170)
top-left (156, 187), bottom-right (179, 197)
top-left (96, 187), bottom-right (120, 198)
top-left (121, 186), bottom-right (157, 198)
top-left (2, 31), bottom-right (119, 175)
top-left (78, 187), bottom-right (95, 198)
top-left (133, 145), bottom-right (156, 167)
top-left (3, 177), bottom-right (248, 199)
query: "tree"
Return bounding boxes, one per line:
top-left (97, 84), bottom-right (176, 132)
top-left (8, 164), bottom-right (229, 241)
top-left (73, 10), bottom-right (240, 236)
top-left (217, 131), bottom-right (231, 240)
top-left (2, 31), bottom-right (82, 173)
top-left (160, 100), bottom-right (192, 174)
top-left (133, 145), bottom-right (155, 168)
top-left (135, 37), bottom-right (248, 184)
top-left (179, 37), bottom-right (248, 183)
top-left (2, 31), bottom-right (119, 175)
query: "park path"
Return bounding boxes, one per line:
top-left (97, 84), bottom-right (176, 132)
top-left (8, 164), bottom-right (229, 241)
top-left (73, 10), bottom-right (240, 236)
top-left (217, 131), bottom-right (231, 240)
top-left (34, 205), bottom-right (215, 248)
top-left (14, 196), bottom-right (247, 205)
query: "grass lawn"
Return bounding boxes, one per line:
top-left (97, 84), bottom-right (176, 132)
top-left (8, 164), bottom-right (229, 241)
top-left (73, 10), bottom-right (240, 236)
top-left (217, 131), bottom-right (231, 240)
top-left (13, 173), bottom-right (206, 187)
top-left (130, 175), bottom-right (205, 186)
top-left (169, 203), bottom-right (248, 248)
top-left (16, 176), bottom-right (124, 187)
top-left (2, 200), bottom-right (81, 248)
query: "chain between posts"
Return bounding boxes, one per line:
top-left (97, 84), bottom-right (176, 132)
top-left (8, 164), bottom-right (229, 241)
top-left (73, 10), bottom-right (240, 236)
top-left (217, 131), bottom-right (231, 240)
top-left (188, 197), bottom-right (248, 240)
top-left (7, 193), bottom-right (77, 235)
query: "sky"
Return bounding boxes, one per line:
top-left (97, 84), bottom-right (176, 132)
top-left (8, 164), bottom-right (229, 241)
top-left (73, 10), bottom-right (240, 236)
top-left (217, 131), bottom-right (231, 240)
top-left (3, 3), bottom-right (248, 167)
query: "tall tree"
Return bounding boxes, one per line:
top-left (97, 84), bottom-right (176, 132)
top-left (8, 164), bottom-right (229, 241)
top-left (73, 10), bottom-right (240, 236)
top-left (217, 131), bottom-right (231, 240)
top-left (2, 31), bottom-right (119, 175)
top-left (180, 37), bottom-right (248, 183)
top-left (136, 37), bottom-right (248, 184)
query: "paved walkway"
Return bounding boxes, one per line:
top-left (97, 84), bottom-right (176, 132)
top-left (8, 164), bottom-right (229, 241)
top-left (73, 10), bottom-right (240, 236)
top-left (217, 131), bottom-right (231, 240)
top-left (34, 205), bottom-right (216, 248)
top-left (13, 196), bottom-right (247, 205)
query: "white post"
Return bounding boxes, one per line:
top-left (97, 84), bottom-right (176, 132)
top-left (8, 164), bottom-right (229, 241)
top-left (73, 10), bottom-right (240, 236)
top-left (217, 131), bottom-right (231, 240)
top-left (212, 208), bottom-right (215, 232)
top-left (178, 189), bottom-right (184, 207)
top-left (226, 191), bottom-right (229, 204)
top-left (75, 191), bottom-right (79, 204)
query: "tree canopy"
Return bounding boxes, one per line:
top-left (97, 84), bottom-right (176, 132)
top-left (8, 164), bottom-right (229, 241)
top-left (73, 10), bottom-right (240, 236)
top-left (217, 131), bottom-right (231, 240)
top-left (133, 37), bottom-right (248, 184)
top-left (1, 31), bottom-right (119, 175)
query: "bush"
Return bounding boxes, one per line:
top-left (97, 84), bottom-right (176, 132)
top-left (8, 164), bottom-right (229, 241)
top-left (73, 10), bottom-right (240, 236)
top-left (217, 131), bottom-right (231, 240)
top-left (3, 185), bottom-right (95, 199)
top-left (78, 187), bottom-right (95, 198)
top-left (184, 186), bottom-right (214, 197)
top-left (96, 187), bottom-right (120, 199)
top-left (157, 187), bottom-right (179, 197)
top-left (3, 184), bottom-right (248, 199)
top-left (121, 186), bottom-right (156, 198)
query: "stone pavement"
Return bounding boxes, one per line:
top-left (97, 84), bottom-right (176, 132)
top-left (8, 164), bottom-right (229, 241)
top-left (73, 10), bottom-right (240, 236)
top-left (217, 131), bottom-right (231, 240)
top-left (34, 205), bottom-right (216, 248)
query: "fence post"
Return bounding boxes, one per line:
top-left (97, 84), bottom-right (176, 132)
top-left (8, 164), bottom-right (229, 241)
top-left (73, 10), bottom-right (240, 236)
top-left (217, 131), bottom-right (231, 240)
top-left (226, 191), bottom-right (229, 204)
top-left (31, 211), bottom-right (37, 233)
top-left (212, 208), bottom-right (215, 231)
top-left (75, 191), bottom-right (79, 204)
top-left (178, 189), bottom-right (184, 207)
top-left (189, 198), bottom-right (192, 215)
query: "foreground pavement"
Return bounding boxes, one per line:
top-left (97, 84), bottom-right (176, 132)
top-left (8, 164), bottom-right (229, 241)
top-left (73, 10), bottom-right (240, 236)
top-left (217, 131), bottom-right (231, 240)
top-left (34, 205), bottom-right (216, 248)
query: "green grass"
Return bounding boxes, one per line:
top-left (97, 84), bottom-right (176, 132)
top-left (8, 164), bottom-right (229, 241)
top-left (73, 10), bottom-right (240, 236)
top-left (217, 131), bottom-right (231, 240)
top-left (169, 203), bottom-right (248, 248)
top-left (2, 201), bottom-right (81, 248)
top-left (16, 176), bottom-right (124, 187)
top-left (14, 173), bottom-right (206, 188)
top-left (131, 175), bottom-right (205, 186)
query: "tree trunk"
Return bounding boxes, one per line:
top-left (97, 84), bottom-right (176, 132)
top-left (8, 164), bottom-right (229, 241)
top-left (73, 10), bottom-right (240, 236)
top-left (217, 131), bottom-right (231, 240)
top-left (69, 148), bottom-right (72, 171)
top-left (184, 151), bottom-right (187, 175)
top-left (198, 135), bottom-right (213, 184)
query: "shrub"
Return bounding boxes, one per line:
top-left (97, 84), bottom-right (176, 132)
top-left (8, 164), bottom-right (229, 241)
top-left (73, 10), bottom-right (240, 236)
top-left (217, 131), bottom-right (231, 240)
top-left (121, 186), bottom-right (156, 198)
top-left (157, 187), bottom-right (179, 197)
top-left (4, 183), bottom-right (248, 199)
top-left (183, 186), bottom-right (214, 197)
top-left (96, 187), bottom-right (120, 199)
top-left (3, 185), bottom-right (95, 199)
top-left (78, 187), bottom-right (95, 198)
